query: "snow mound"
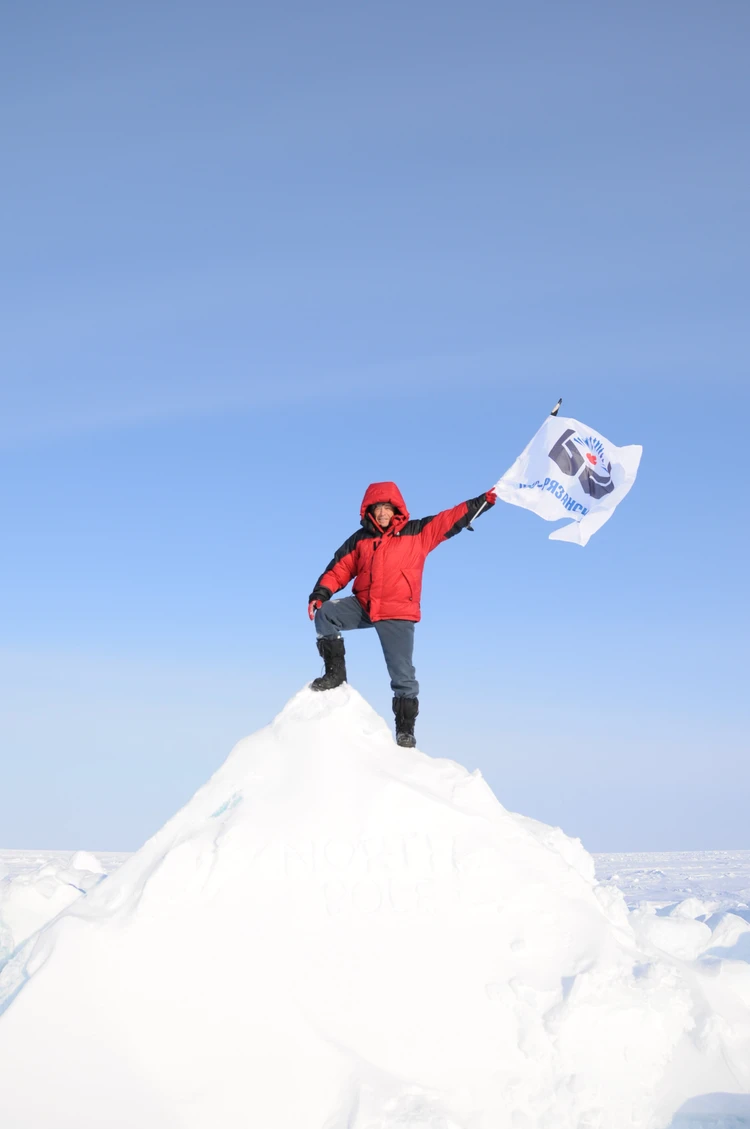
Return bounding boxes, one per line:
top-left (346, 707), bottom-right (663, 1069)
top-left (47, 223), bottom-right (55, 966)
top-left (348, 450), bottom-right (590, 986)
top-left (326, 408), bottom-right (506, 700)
top-left (0, 851), bottom-right (107, 957)
top-left (0, 685), bottom-right (749, 1129)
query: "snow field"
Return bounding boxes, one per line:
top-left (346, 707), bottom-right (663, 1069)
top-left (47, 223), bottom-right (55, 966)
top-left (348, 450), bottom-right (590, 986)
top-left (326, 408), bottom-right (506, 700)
top-left (1, 685), bottom-right (749, 1129)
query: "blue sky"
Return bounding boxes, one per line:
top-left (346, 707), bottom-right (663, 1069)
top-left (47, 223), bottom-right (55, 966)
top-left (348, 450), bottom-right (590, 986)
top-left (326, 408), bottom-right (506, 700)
top-left (2, 0), bottom-right (748, 852)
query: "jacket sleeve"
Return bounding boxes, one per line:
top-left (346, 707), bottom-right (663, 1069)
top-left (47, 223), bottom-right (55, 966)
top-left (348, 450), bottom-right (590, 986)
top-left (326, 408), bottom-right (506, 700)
top-left (414, 490), bottom-right (496, 555)
top-left (309, 530), bottom-right (363, 603)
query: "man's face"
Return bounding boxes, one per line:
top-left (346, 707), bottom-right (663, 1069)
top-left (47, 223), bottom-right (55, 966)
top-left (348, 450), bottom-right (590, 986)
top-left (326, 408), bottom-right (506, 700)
top-left (373, 502), bottom-right (396, 528)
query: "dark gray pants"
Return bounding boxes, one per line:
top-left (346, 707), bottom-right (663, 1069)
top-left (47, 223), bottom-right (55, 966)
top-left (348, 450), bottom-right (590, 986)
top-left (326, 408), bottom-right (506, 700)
top-left (315, 597), bottom-right (419, 698)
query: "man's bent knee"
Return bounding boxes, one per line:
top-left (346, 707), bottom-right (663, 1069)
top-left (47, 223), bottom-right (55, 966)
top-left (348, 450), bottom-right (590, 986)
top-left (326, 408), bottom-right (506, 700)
top-left (315, 603), bottom-right (341, 638)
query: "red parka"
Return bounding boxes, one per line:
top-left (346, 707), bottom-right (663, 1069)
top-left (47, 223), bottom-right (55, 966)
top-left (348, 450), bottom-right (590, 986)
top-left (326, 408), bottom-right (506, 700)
top-left (309, 482), bottom-right (496, 623)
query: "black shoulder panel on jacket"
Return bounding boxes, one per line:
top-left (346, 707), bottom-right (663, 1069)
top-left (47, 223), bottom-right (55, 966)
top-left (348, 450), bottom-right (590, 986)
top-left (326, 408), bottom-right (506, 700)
top-left (313, 528), bottom-right (368, 586)
top-left (400, 515), bottom-right (436, 537)
top-left (443, 494), bottom-right (491, 540)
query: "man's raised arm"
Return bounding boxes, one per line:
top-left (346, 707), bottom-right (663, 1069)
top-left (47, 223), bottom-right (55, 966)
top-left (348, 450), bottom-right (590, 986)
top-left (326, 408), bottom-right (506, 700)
top-left (411, 490), bottom-right (497, 554)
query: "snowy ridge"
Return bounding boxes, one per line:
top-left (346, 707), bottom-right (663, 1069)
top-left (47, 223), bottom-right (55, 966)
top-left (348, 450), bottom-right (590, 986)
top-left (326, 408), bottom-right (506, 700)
top-left (5, 850), bottom-right (750, 910)
top-left (1, 685), bottom-right (749, 1128)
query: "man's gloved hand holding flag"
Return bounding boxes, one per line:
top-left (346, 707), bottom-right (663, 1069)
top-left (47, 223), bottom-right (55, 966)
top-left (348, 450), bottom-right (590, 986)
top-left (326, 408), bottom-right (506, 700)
top-left (493, 412), bottom-right (642, 546)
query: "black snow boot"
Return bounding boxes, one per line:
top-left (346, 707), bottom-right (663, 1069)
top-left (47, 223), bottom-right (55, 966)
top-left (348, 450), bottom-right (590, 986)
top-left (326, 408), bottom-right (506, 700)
top-left (310, 636), bottom-right (347, 692)
top-left (393, 695), bottom-right (419, 748)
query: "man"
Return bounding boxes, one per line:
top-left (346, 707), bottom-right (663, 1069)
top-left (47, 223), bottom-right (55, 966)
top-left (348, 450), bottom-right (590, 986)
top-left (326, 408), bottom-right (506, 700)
top-left (307, 481), bottom-right (496, 747)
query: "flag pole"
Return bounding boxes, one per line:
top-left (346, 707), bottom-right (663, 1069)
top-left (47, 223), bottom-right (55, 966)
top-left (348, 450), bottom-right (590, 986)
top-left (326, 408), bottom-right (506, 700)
top-left (467, 397), bottom-right (562, 530)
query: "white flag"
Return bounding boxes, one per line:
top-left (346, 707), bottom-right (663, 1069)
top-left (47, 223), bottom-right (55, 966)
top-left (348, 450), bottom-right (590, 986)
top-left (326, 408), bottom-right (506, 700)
top-left (494, 415), bottom-right (642, 546)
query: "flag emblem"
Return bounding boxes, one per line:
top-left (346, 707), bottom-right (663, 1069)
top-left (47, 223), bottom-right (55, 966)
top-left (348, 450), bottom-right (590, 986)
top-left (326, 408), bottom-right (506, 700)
top-left (575, 435), bottom-right (608, 470)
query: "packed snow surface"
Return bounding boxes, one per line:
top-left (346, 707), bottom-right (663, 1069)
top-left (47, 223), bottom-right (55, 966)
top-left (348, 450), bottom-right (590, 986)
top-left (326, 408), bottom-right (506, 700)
top-left (1, 686), bottom-right (749, 1129)
top-left (595, 852), bottom-right (750, 914)
top-left (6, 850), bottom-right (750, 914)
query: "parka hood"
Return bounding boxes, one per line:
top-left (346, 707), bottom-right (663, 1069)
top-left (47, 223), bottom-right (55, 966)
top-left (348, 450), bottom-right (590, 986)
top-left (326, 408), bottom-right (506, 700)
top-left (360, 482), bottom-right (410, 528)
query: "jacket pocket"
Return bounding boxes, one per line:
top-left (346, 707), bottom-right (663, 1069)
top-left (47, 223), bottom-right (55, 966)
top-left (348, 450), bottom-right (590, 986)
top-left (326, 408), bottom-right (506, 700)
top-left (401, 569), bottom-right (420, 603)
